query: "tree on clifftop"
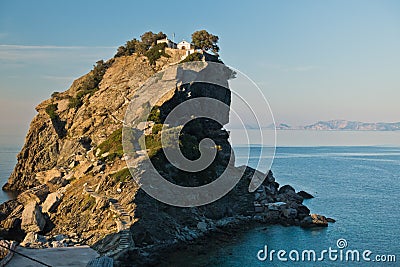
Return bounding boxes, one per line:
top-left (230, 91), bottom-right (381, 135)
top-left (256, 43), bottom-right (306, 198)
top-left (191, 30), bottom-right (219, 54)
top-left (140, 31), bottom-right (167, 47)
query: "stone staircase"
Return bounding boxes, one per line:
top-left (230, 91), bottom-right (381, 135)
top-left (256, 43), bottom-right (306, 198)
top-left (83, 184), bottom-right (134, 256)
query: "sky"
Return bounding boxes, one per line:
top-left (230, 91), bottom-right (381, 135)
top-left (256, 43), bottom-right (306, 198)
top-left (0, 0), bottom-right (399, 138)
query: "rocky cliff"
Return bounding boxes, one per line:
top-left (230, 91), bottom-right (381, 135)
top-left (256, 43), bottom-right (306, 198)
top-left (0, 45), bottom-right (329, 266)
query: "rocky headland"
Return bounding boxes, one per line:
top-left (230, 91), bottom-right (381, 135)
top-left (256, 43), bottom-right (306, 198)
top-left (0, 33), bottom-right (332, 266)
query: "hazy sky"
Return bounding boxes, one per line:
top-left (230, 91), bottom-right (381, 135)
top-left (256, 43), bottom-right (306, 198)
top-left (0, 0), bottom-right (399, 137)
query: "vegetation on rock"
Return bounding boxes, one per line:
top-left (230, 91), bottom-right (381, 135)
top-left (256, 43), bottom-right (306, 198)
top-left (82, 195), bottom-right (96, 211)
top-left (114, 31), bottom-right (167, 58)
top-left (68, 60), bottom-right (112, 109)
top-left (151, 124), bottom-right (163, 135)
top-left (145, 43), bottom-right (170, 65)
top-left (111, 168), bottom-right (132, 183)
top-left (98, 128), bottom-right (123, 161)
top-left (147, 105), bottom-right (161, 124)
top-left (45, 103), bottom-right (58, 120)
top-left (180, 52), bottom-right (203, 63)
top-left (140, 31), bottom-right (167, 48)
top-left (114, 30), bottom-right (220, 65)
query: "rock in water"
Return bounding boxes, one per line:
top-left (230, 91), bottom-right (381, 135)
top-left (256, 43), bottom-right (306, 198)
top-left (300, 213), bottom-right (328, 228)
top-left (326, 217), bottom-right (336, 223)
top-left (297, 190), bottom-right (314, 199)
top-left (278, 185), bottom-right (296, 194)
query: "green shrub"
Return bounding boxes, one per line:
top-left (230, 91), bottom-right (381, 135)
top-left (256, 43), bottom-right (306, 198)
top-left (114, 31), bottom-right (167, 58)
top-left (98, 128), bottom-right (124, 160)
top-left (147, 105), bottom-right (161, 124)
top-left (51, 91), bottom-right (60, 98)
top-left (145, 43), bottom-right (169, 65)
top-left (144, 133), bottom-right (162, 158)
top-left (144, 126), bottom-right (201, 160)
top-left (152, 124), bottom-right (163, 135)
top-left (180, 52), bottom-right (203, 63)
top-left (68, 97), bottom-right (83, 109)
top-left (69, 60), bottom-right (111, 109)
top-left (111, 168), bottom-right (132, 182)
top-left (45, 103), bottom-right (58, 120)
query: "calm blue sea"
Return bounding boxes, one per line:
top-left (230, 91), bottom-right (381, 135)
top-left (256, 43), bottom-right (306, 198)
top-left (0, 135), bottom-right (399, 266)
top-left (188, 146), bottom-right (400, 266)
top-left (0, 142), bottom-right (20, 203)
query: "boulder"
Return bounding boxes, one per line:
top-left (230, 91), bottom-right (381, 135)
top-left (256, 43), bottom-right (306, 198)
top-left (297, 190), bottom-right (314, 199)
top-left (0, 200), bottom-right (20, 220)
top-left (278, 185), bottom-right (296, 194)
top-left (0, 203), bottom-right (25, 240)
top-left (51, 241), bottom-right (67, 248)
top-left (21, 202), bottom-right (46, 233)
top-left (20, 232), bottom-right (48, 248)
top-left (326, 217), bottom-right (336, 223)
top-left (9, 204), bottom-right (24, 218)
top-left (0, 217), bottom-right (24, 241)
top-left (266, 170), bottom-right (275, 183)
top-left (2, 217), bottom-right (21, 230)
top-left (277, 190), bottom-right (303, 204)
top-left (300, 214), bottom-right (328, 228)
top-left (42, 192), bottom-right (63, 213)
top-left (300, 216), bottom-right (313, 227)
top-left (17, 184), bottom-right (49, 205)
top-left (296, 204), bottom-right (310, 219)
top-left (311, 214), bottom-right (328, 226)
top-left (53, 234), bottom-right (67, 241)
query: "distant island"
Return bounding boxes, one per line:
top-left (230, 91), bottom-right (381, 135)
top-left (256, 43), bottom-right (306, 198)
top-left (270, 120), bottom-right (400, 131)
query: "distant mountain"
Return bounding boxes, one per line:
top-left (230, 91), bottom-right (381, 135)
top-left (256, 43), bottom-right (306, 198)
top-left (274, 120), bottom-right (400, 131)
top-left (274, 123), bottom-right (298, 130)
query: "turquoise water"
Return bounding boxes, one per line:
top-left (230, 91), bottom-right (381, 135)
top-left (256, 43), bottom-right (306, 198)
top-left (196, 146), bottom-right (399, 266)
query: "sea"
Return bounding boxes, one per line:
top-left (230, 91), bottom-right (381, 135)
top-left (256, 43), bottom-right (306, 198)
top-left (0, 130), bottom-right (399, 266)
top-left (0, 134), bottom-right (22, 203)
